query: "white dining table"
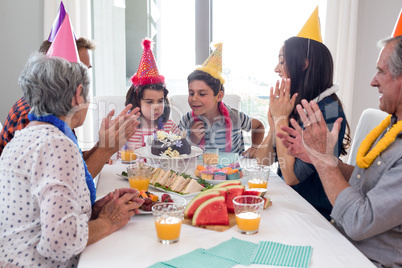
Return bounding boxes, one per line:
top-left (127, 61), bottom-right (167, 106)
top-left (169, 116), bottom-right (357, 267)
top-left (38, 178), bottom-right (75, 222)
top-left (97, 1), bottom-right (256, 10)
top-left (78, 158), bottom-right (375, 268)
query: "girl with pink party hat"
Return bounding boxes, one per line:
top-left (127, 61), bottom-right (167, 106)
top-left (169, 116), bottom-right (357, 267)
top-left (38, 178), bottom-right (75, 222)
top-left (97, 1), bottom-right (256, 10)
top-left (121, 38), bottom-right (180, 155)
top-left (178, 43), bottom-right (264, 157)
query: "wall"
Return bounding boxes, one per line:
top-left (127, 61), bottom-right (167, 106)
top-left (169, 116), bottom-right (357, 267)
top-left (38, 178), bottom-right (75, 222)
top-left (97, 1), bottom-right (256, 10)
top-left (0, 0), bottom-right (44, 124)
top-left (351, 0), bottom-right (401, 136)
top-left (1, 0), bottom-right (401, 131)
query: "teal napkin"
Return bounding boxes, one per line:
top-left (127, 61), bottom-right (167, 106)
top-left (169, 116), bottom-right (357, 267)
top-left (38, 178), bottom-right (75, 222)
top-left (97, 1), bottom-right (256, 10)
top-left (204, 237), bottom-right (258, 265)
top-left (251, 241), bottom-right (312, 268)
top-left (150, 248), bottom-right (237, 268)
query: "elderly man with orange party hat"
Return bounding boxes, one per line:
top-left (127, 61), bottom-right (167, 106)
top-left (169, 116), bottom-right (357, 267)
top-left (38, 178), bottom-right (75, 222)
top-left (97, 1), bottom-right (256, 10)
top-left (277, 9), bottom-right (402, 267)
top-left (0, 14), bottom-right (144, 267)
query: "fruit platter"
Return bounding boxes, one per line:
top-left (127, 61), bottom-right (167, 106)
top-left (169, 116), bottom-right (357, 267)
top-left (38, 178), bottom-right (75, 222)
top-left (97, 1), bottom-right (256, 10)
top-left (182, 180), bottom-right (272, 232)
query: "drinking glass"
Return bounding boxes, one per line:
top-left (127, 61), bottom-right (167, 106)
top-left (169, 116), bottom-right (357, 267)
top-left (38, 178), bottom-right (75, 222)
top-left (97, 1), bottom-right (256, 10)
top-left (127, 163), bottom-right (152, 191)
top-left (203, 148), bottom-right (219, 165)
top-left (152, 203), bottom-right (184, 244)
top-left (233, 195), bottom-right (264, 235)
top-left (245, 165), bottom-right (270, 189)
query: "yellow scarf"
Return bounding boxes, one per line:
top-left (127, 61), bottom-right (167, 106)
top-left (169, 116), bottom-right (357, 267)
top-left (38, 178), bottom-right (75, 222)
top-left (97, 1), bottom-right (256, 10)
top-left (356, 115), bottom-right (402, 168)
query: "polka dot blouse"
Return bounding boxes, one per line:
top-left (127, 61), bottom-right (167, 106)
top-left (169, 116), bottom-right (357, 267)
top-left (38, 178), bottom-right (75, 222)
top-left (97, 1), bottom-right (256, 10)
top-left (0, 125), bottom-right (92, 267)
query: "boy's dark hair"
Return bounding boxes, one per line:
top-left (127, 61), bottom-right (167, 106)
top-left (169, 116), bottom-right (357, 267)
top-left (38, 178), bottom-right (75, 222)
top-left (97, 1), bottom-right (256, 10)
top-left (187, 70), bottom-right (225, 96)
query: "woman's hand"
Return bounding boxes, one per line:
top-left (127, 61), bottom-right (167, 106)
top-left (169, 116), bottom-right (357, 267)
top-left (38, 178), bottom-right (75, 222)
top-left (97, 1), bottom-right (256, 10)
top-left (190, 121), bottom-right (205, 145)
top-left (91, 188), bottom-right (140, 220)
top-left (98, 105), bottom-right (141, 154)
top-left (269, 78), bottom-right (297, 124)
top-left (97, 190), bottom-right (144, 234)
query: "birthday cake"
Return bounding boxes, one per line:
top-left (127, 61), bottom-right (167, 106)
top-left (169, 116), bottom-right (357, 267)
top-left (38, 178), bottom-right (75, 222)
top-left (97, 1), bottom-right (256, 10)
top-left (151, 130), bottom-right (191, 157)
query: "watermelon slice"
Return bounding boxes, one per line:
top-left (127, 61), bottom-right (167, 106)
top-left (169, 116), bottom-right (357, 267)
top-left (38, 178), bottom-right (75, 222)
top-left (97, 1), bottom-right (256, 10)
top-left (213, 180), bottom-right (241, 188)
top-left (263, 196), bottom-right (271, 209)
top-left (192, 196), bottom-right (229, 225)
top-left (204, 187), bottom-right (227, 200)
top-left (226, 185), bottom-right (245, 213)
top-left (244, 188), bottom-right (267, 197)
top-left (184, 190), bottom-right (220, 219)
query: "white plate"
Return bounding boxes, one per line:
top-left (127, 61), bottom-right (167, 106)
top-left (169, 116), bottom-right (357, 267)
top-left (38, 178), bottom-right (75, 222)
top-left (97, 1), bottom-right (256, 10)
top-left (148, 184), bottom-right (201, 198)
top-left (121, 159), bottom-right (137, 165)
top-left (204, 177), bottom-right (247, 185)
top-left (115, 173), bottom-right (202, 198)
top-left (135, 146), bottom-right (203, 159)
top-left (116, 173), bottom-right (128, 179)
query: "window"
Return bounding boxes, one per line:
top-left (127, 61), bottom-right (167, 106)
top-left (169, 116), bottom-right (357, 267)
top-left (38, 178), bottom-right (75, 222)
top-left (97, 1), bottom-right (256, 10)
top-left (90, 0), bottom-right (326, 146)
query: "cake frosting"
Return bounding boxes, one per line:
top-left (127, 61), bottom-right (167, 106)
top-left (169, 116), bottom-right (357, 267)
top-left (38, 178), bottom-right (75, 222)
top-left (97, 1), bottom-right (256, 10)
top-left (151, 130), bottom-right (191, 157)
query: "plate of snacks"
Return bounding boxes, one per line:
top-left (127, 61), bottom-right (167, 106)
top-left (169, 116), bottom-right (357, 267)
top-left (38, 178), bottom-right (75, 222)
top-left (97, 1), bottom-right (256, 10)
top-left (137, 191), bottom-right (186, 214)
top-left (193, 163), bottom-right (244, 185)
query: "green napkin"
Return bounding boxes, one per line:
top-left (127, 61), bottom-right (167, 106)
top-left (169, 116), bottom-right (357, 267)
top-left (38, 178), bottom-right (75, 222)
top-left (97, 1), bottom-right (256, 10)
top-left (251, 241), bottom-right (312, 268)
top-left (148, 263), bottom-right (171, 268)
top-left (204, 237), bottom-right (258, 265)
top-left (155, 248), bottom-right (237, 268)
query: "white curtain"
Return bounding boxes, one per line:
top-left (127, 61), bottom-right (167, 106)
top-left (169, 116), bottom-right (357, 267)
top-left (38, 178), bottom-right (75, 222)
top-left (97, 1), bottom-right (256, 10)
top-left (44, 0), bottom-right (94, 150)
top-left (324, 0), bottom-right (359, 124)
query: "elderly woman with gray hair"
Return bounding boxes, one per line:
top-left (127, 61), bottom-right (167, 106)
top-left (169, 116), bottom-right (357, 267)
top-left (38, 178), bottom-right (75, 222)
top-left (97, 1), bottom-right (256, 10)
top-left (0, 53), bottom-right (144, 267)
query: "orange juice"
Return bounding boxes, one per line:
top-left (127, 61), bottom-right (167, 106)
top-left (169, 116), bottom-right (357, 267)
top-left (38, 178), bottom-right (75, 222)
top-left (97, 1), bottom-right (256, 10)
top-left (129, 177), bottom-right (150, 191)
top-left (121, 150), bottom-right (136, 161)
top-left (154, 218), bottom-right (182, 241)
top-left (203, 153), bottom-right (219, 165)
top-left (236, 212), bottom-right (261, 232)
top-left (248, 179), bottom-right (268, 189)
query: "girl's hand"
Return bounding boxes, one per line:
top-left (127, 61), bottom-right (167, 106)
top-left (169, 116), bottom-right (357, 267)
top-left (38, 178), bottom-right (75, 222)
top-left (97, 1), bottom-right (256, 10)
top-left (190, 121), bottom-right (205, 145)
top-left (269, 78), bottom-right (297, 123)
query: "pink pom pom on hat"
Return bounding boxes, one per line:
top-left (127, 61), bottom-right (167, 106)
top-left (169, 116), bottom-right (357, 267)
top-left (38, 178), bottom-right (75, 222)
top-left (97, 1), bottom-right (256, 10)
top-left (46, 13), bottom-right (79, 63)
top-left (131, 38), bottom-right (165, 86)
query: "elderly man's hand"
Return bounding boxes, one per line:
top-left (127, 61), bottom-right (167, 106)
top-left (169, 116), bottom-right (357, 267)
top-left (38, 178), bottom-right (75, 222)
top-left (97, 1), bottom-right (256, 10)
top-left (98, 104), bottom-right (141, 154)
top-left (277, 99), bottom-right (342, 166)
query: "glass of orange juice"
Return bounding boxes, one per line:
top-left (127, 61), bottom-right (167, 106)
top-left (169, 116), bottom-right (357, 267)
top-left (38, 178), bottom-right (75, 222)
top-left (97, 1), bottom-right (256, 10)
top-left (245, 165), bottom-right (270, 189)
top-left (121, 149), bottom-right (137, 162)
top-left (127, 163), bottom-right (152, 191)
top-left (152, 203), bottom-right (184, 244)
top-left (233, 195), bottom-right (264, 235)
top-left (202, 148), bottom-right (219, 165)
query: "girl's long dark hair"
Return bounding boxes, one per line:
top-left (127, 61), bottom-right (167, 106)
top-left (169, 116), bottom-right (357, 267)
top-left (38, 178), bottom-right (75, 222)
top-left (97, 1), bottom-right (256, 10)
top-left (125, 83), bottom-right (170, 127)
top-left (284, 37), bottom-right (351, 155)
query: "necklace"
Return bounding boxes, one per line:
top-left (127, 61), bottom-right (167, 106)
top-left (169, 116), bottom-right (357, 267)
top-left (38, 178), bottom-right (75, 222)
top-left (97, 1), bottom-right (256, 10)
top-left (356, 115), bottom-right (402, 168)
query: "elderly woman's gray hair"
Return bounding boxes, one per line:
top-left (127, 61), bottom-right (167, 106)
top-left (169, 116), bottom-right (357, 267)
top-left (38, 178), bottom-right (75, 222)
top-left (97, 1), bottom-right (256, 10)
top-left (379, 35), bottom-right (402, 78)
top-left (19, 52), bottom-right (90, 117)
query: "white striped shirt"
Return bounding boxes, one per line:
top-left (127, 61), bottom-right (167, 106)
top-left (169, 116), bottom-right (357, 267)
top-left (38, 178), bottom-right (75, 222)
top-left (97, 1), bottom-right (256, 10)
top-left (118, 119), bottom-right (179, 158)
top-left (178, 103), bottom-right (251, 153)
